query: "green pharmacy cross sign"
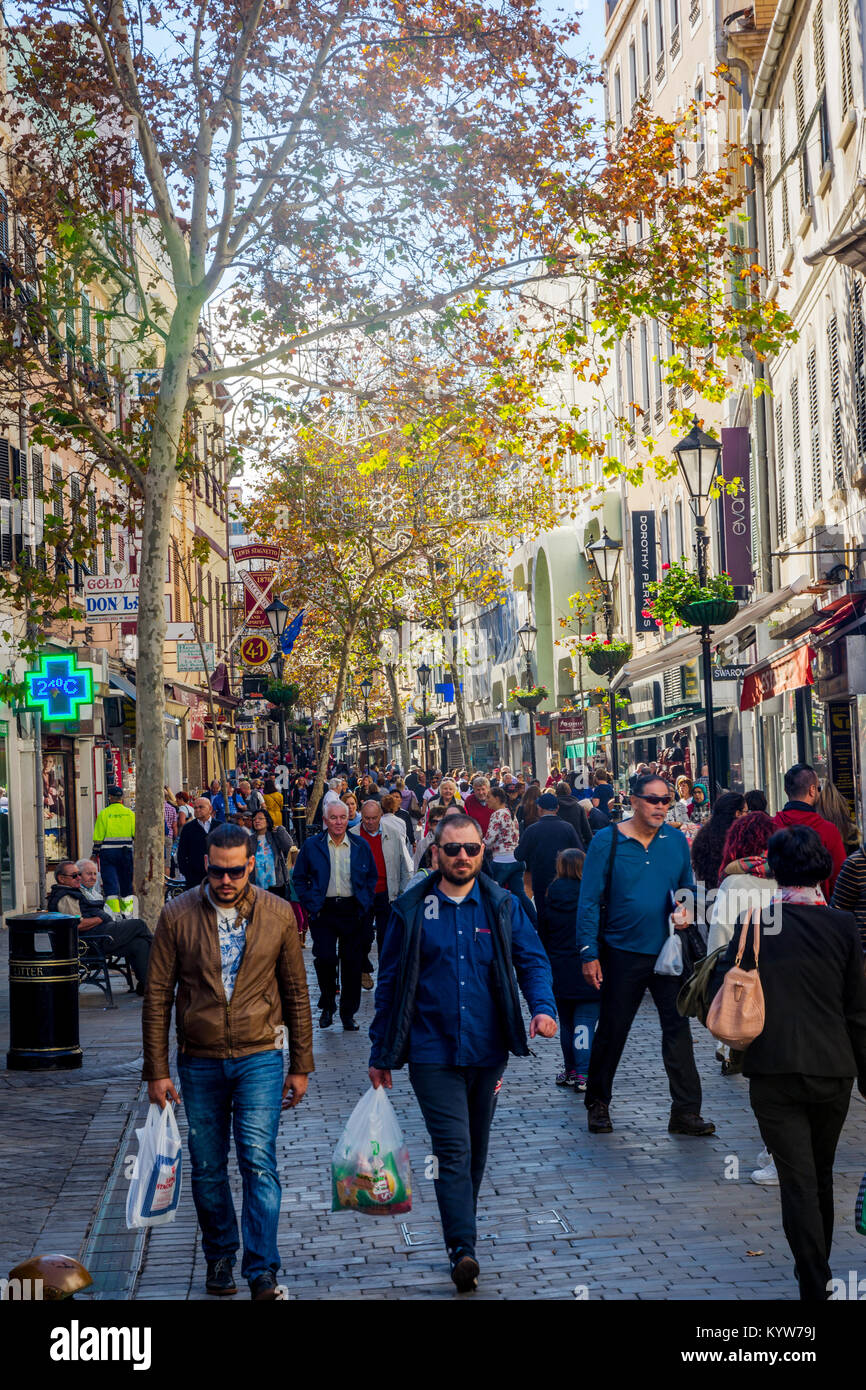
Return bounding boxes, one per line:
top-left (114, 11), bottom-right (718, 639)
top-left (25, 653), bottom-right (94, 723)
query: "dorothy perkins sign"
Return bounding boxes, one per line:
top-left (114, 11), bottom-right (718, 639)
top-left (632, 511), bottom-right (657, 634)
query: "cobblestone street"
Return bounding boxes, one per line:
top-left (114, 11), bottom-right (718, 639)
top-left (4, 944), bottom-right (866, 1302)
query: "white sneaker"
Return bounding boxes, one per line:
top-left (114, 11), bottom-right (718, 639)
top-left (715, 1043), bottom-right (728, 1062)
top-left (750, 1158), bottom-right (779, 1185)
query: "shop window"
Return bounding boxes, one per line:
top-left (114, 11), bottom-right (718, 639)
top-left (42, 742), bottom-right (77, 864)
top-left (0, 732), bottom-right (13, 913)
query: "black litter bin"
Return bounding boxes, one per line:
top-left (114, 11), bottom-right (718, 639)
top-left (6, 912), bottom-right (83, 1070)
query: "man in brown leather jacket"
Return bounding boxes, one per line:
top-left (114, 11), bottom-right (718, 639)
top-left (143, 822), bottom-right (313, 1301)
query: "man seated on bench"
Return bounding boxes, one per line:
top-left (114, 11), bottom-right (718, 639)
top-left (48, 860), bottom-right (152, 996)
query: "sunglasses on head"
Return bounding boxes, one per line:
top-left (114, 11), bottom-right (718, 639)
top-left (635, 793), bottom-right (672, 807)
top-left (206, 863), bottom-right (248, 880)
top-left (439, 841), bottom-right (483, 858)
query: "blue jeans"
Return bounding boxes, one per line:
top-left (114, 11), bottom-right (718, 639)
top-left (409, 1062), bottom-right (504, 1257)
top-left (177, 1050), bottom-right (283, 1281)
top-left (100, 847), bottom-right (133, 898)
top-left (489, 860), bottom-right (538, 927)
top-left (555, 998), bottom-right (600, 1074)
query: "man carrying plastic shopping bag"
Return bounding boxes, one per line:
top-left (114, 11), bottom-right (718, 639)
top-left (143, 823), bottom-right (313, 1301)
top-left (126, 1102), bottom-right (183, 1227)
top-left (369, 813), bottom-right (557, 1293)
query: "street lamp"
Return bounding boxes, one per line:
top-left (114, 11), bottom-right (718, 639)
top-left (267, 651), bottom-right (287, 762)
top-left (516, 617), bottom-right (538, 782)
top-left (360, 675), bottom-right (373, 773)
top-left (264, 597), bottom-right (289, 642)
top-left (672, 416), bottom-right (724, 806)
top-left (587, 527), bottom-right (623, 784)
top-left (417, 659), bottom-right (432, 772)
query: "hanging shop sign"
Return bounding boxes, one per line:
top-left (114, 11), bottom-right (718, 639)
top-left (232, 543), bottom-right (282, 564)
top-left (240, 634), bottom-right (273, 667)
top-left (177, 642), bottom-right (215, 672)
top-left (242, 569), bottom-right (274, 629)
top-left (631, 510), bottom-right (657, 634)
top-left (720, 428), bottom-right (754, 587)
top-left (25, 653), bottom-right (94, 723)
top-left (85, 591), bottom-right (139, 620)
top-left (557, 713), bottom-right (586, 738)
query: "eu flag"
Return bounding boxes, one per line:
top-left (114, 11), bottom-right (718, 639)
top-left (280, 609), bottom-right (305, 655)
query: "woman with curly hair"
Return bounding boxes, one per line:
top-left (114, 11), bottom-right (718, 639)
top-left (707, 811), bottom-right (778, 954)
top-left (690, 790), bottom-right (746, 892)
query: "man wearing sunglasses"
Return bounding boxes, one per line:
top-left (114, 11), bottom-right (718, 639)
top-left (577, 772), bottom-right (714, 1138)
top-left (369, 813), bottom-right (557, 1294)
top-left (143, 823), bottom-right (313, 1301)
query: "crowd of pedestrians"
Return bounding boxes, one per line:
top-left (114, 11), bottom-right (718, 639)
top-left (124, 743), bottom-right (866, 1303)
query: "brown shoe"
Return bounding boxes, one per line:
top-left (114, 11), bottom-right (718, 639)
top-left (587, 1101), bottom-right (613, 1133)
top-left (361, 972), bottom-right (374, 991)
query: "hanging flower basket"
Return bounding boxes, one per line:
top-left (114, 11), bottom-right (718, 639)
top-left (355, 720), bottom-right (378, 738)
top-left (414, 712), bottom-right (439, 728)
top-left (587, 646), bottom-right (632, 678)
top-left (676, 597), bottom-right (740, 628)
top-left (511, 685), bottom-right (549, 711)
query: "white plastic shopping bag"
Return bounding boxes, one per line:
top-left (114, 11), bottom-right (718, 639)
top-left (126, 1101), bottom-right (183, 1228)
top-left (654, 920), bottom-right (683, 976)
top-left (331, 1085), bottom-right (412, 1215)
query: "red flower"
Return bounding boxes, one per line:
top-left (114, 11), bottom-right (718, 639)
top-left (661, 562), bottom-right (671, 570)
top-left (603, 639), bottom-right (611, 645)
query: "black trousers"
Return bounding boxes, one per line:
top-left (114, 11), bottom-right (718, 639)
top-left (409, 1062), bottom-right (504, 1257)
top-left (363, 890), bottom-right (392, 971)
top-left (89, 918), bottom-right (152, 986)
top-left (749, 1073), bottom-right (852, 1302)
top-left (585, 945), bottom-right (702, 1116)
top-left (310, 897), bottom-right (366, 1023)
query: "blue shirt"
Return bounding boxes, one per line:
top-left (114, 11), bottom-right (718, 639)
top-left (577, 824), bottom-right (695, 960)
top-left (211, 791), bottom-right (246, 824)
top-left (373, 879), bottom-right (556, 1067)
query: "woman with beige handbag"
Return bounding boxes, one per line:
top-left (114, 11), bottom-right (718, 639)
top-left (710, 824), bottom-right (866, 1301)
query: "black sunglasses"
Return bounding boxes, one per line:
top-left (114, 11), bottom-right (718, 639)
top-left (206, 863), bottom-right (249, 880)
top-left (635, 794), bottom-right (672, 807)
top-left (439, 842), bottom-right (483, 858)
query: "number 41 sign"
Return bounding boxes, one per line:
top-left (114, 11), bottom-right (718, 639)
top-left (25, 653), bottom-right (94, 723)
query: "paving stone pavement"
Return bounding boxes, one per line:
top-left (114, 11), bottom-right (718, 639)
top-left (135, 945), bottom-right (866, 1302)
top-left (6, 938), bottom-right (866, 1301)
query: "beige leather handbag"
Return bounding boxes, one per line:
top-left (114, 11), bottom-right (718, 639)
top-left (706, 907), bottom-right (765, 1049)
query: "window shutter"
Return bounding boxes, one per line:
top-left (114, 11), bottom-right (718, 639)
top-left (828, 315), bottom-right (844, 489)
top-left (778, 106), bottom-right (790, 246)
top-left (32, 450), bottom-right (46, 572)
top-left (840, 0), bottom-right (854, 113)
top-left (794, 56), bottom-right (809, 209)
top-left (813, 2), bottom-right (825, 89)
top-left (71, 475), bottom-right (82, 590)
top-left (852, 280), bottom-right (866, 459)
top-left (790, 380), bottom-right (804, 522)
top-left (0, 438), bottom-right (11, 569)
top-left (807, 348), bottom-right (821, 507)
top-left (775, 403), bottom-right (787, 539)
top-left (765, 152), bottom-right (776, 279)
top-left (52, 463), bottom-right (66, 575)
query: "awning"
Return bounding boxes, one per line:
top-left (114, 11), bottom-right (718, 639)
top-left (109, 670), bottom-right (136, 700)
top-left (565, 739), bottom-right (599, 758)
top-left (740, 641), bottom-right (815, 712)
top-left (616, 706), bottom-right (705, 737)
top-left (610, 575), bottom-right (812, 691)
top-left (804, 217), bottom-right (866, 273)
top-left (407, 717), bottom-right (453, 740)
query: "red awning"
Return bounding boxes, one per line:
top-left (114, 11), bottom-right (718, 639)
top-left (810, 598), bottom-right (858, 636)
top-left (740, 644), bottom-right (815, 712)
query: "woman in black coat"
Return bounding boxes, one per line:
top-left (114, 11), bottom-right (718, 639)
top-left (713, 824), bottom-right (866, 1302)
top-left (544, 849), bottom-right (600, 1091)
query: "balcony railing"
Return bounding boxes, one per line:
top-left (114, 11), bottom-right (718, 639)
top-left (670, 24), bottom-right (680, 59)
top-left (689, 0), bottom-right (700, 24)
top-left (656, 51), bottom-right (666, 83)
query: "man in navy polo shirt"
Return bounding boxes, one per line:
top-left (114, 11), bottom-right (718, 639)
top-left (369, 813), bottom-right (556, 1293)
top-left (577, 772), bottom-right (714, 1138)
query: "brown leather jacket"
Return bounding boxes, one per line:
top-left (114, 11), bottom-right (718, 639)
top-left (142, 882), bottom-right (314, 1080)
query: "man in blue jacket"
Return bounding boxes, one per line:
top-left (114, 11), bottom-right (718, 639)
top-left (577, 772), bottom-right (714, 1137)
top-left (369, 812), bottom-right (557, 1294)
top-left (293, 800), bottom-right (378, 1030)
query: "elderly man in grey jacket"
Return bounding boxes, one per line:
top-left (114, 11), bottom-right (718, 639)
top-left (350, 800), bottom-right (412, 989)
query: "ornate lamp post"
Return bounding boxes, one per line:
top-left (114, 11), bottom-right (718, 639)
top-left (586, 527), bottom-right (623, 783)
top-left (360, 675), bottom-right (373, 773)
top-left (516, 616), bottom-right (538, 782)
top-left (417, 659), bottom-right (432, 772)
top-left (672, 417), bottom-right (724, 807)
top-left (266, 651), bottom-right (287, 761)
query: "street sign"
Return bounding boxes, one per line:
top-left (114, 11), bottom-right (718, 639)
top-left (166, 622), bottom-right (195, 641)
top-left (240, 634), bottom-right (273, 667)
top-left (232, 543), bottom-right (281, 563)
top-left (177, 642), bottom-right (215, 672)
top-left (85, 592), bottom-right (139, 620)
top-left (25, 653), bottom-right (94, 723)
top-left (242, 569), bottom-right (274, 629)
